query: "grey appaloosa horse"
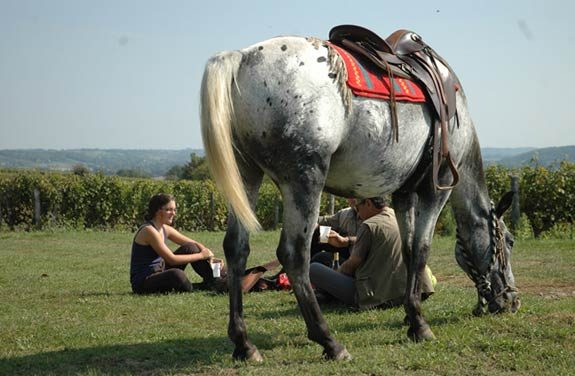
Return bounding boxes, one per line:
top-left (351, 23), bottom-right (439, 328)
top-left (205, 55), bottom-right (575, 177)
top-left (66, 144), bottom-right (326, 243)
top-left (200, 34), bottom-right (520, 361)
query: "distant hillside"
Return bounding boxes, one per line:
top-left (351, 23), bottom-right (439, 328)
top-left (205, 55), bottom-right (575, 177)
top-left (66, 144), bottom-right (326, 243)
top-left (1, 146), bottom-right (574, 176)
top-left (0, 149), bottom-right (203, 176)
top-left (497, 145), bottom-right (575, 168)
top-left (481, 147), bottom-right (536, 163)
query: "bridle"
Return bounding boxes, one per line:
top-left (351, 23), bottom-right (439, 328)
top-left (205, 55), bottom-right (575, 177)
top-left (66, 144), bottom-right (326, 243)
top-left (456, 201), bottom-right (519, 315)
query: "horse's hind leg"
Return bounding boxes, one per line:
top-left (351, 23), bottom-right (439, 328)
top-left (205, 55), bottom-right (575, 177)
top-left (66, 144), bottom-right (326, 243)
top-left (223, 161), bottom-right (264, 362)
top-left (277, 185), bottom-right (351, 360)
top-left (393, 188), bottom-right (449, 342)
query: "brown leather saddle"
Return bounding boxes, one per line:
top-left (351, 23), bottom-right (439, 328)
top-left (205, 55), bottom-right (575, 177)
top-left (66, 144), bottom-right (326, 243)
top-left (329, 24), bottom-right (460, 190)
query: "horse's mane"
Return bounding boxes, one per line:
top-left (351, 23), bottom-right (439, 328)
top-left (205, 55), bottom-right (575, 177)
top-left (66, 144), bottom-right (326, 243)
top-left (306, 37), bottom-right (352, 114)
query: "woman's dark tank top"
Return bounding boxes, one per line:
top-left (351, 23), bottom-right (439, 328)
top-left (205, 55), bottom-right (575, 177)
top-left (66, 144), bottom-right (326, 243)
top-left (130, 223), bottom-right (166, 287)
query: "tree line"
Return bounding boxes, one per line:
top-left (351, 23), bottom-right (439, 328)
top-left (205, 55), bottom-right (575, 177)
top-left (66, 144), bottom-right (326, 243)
top-left (1, 161), bottom-right (574, 238)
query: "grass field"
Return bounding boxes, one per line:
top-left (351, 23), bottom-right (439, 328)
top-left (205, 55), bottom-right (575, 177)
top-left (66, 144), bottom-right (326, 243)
top-left (1, 230), bottom-right (574, 375)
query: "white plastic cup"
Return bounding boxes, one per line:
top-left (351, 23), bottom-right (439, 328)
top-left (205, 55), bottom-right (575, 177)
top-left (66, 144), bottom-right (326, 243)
top-left (319, 226), bottom-right (331, 243)
top-left (211, 260), bottom-right (222, 278)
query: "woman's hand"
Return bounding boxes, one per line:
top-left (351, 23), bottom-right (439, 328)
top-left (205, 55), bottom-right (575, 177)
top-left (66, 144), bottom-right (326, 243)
top-left (200, 247), bottom-right (214, 260)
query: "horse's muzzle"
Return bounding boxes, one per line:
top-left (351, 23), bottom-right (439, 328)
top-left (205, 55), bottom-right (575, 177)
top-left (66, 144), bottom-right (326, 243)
top-left (488, 289), bottom-right (520, 314)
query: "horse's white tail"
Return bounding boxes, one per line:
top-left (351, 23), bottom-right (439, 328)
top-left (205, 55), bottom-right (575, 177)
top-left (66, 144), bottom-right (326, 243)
top-left (200, 51), bottom-right (261, 233)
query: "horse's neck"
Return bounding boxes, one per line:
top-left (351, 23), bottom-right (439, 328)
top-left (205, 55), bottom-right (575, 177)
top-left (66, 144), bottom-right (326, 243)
top-left (450, 161), bottom-right (493, 249)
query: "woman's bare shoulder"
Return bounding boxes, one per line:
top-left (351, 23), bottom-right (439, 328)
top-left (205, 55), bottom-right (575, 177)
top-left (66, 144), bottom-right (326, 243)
top-left (134, 223), bottom-right (158, 244)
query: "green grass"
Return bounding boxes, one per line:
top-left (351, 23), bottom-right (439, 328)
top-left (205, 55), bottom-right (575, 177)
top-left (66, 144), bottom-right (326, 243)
top-left (1, 230), bottom-right (574, 375)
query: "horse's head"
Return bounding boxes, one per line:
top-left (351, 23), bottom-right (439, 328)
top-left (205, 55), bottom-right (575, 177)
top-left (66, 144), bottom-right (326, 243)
top-left (455, 191), bottom-right (521, 316)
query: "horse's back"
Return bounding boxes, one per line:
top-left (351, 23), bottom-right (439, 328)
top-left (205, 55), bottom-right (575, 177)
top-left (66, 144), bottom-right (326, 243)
top-left (221, 36), bottom-right (474, 198)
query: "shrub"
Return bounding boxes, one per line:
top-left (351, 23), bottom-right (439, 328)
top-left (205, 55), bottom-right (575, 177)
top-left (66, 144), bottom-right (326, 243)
top-left (1, 163), bottom-right (575, 237)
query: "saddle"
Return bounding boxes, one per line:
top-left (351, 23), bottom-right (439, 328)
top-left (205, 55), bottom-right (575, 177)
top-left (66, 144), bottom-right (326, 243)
top-left (329, 25), bottom-right (460, 190)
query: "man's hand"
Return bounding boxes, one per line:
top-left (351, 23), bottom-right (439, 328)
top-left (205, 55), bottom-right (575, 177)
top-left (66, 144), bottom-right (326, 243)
top-left (327, 230), bottom-right (349, 248)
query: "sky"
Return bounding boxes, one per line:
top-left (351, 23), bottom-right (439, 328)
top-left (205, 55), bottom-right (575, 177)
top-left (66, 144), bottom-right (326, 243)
top-left (1, 0), bottom-right (574, 150)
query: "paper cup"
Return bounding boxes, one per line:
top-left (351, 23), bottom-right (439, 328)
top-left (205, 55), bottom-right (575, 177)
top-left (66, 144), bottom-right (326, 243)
top-left (211, 260), bottom-right (222, 278)
top-left (319, 226), bottom-right (331, 243)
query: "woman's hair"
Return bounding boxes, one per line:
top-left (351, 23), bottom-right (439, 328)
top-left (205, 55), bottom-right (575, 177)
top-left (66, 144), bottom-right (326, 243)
top-left (144, 193), bottom-right (175, 221)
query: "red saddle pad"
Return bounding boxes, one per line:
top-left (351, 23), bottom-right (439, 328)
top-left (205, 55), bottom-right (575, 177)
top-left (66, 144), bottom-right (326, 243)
top-left (329, 43), bottom-right (426, 102)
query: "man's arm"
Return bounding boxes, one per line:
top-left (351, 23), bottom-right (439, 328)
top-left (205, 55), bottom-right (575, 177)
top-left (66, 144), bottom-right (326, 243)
top-left (317, 210), bottom-right (343, 228)
top-left (327, 231), bottom-right (356, 248)
top-left (338, 224), bottom-right (371, 275)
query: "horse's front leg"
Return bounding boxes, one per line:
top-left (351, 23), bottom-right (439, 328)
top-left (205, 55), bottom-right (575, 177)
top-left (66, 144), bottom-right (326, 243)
top-left (223, 214), bottom-right (263, 362)
top-left (394, 189), bottom-right (448, 341)
top-left (277, 192), bottom-right (351, 360)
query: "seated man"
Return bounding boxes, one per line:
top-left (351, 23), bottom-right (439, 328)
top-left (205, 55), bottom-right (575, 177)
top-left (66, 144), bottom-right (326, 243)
top-left (310, 198), bottom-right (362, 265)
top-left (310, 196), bottom-right (434, 309)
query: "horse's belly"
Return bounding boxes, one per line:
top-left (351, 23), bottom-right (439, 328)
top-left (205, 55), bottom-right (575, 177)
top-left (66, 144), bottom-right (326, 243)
top-left (325, 100), bottom-right (431, 197)
top-left (325, 151), bottom-right (423, 197)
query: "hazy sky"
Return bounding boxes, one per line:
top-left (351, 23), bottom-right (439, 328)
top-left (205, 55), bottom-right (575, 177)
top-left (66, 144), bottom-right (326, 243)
top-left (1, 0), bottom-right (574, 150)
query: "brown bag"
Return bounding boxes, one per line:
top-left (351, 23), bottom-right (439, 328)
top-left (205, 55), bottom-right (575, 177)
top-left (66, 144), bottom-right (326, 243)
top-left (209, 259), bottom-right (282, 293)
top-left (241, 259), bottom-right (281, 292)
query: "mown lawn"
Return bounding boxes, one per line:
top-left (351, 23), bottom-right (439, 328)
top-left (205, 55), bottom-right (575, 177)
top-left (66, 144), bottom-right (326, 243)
top-left (0, 230), bottom-right (573, 375)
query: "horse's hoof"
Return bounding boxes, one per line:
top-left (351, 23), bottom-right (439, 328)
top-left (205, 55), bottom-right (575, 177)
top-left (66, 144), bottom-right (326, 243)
top-left (323, 347), bottom-right (352, 361)
top-left (335, 348), bottom-right (352, 361)
top-left (407, 325), bottom-right (436, 342)
top-left (232, 347), bottom-right (263, 363)
top-left (246, 348), bottom-right (264, 363)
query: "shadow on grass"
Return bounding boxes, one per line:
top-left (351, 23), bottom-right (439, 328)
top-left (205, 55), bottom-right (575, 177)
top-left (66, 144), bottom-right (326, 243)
top-left (1, 324), bottom-right (309, 376)
top-left (0, 337), bottom-right (236, 375)
top-left (78, 291), bottom-right (133, 297)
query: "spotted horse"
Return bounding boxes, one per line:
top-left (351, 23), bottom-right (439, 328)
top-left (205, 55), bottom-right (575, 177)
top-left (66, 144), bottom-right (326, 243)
top-left (199, 26), bottom-right (520, 361)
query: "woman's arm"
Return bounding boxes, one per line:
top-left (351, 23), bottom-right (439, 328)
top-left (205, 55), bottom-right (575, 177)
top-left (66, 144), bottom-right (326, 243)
top-left (165, 225), bottom-right (212, 253)
top-left (140, 226), bottom-right (213, 265)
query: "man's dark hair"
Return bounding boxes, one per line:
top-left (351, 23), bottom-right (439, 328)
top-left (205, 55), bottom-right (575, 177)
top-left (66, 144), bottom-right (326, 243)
top-left (360, 195), bottom-right (389, 209)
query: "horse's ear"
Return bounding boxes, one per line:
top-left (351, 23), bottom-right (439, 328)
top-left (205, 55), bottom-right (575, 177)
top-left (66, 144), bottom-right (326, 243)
top-left (495, 191), bottom-right (514, 218)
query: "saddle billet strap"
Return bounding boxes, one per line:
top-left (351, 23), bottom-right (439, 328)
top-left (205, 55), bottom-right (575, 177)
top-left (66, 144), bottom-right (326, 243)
top-left (402, 47), bottom-right (459, 190)
top-left (432, 119), bottom-right (460, 191)
top-left (383, 59), bottom-right (399, 143)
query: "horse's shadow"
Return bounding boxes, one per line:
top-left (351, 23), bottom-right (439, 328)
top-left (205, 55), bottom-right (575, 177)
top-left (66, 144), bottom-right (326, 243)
top-left (0, 337), bottom-right (234, 375)
top-left (2, 307), bottom-right (474, 374)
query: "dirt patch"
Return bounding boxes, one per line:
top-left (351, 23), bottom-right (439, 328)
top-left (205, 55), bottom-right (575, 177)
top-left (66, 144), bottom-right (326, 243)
top-left (439, 274), bottom-right (473, 287)
top-left (518, 281), bottom-right (575, 298)
top-left (439, 273), bottom-right (575, 300)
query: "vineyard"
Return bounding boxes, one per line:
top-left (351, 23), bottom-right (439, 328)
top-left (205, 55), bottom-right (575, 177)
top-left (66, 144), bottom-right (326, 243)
top-left (1, 162), bottom-right (574, 237)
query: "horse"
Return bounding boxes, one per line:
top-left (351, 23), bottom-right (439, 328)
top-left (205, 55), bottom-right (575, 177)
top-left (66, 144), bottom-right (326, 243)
top-left (200, 32), bottom-right (520, 361)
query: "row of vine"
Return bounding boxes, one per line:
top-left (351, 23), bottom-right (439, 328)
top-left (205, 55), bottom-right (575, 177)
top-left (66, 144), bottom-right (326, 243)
top-left (1, 162), bottom-right (574, 237)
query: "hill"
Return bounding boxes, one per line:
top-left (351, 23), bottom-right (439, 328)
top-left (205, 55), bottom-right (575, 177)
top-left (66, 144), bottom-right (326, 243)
top-left (1, 146), bottom-right (574, 176)
top-left (0, 148), bottom-right (203, 177)
top-left (481, 147), bottom-right (536, 163)
top-left (496, 145), bottom-right (575, 168)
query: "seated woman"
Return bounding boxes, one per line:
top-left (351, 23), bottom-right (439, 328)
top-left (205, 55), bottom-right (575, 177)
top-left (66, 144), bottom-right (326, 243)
top-left (130, 193), bottom-right (220, 294)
